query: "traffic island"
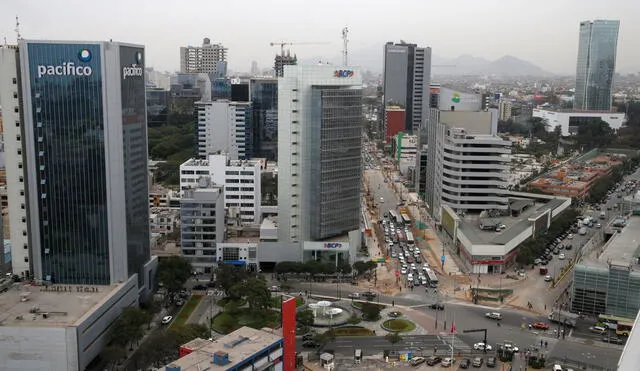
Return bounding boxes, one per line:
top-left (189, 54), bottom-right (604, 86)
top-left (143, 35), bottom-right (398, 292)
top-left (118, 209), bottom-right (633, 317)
top-left (381, 318), bottom-right (417, 333)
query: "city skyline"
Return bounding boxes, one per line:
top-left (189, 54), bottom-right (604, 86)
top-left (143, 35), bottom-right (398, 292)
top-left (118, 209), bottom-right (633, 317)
top-left (1, 0), bottom-right (639, 75)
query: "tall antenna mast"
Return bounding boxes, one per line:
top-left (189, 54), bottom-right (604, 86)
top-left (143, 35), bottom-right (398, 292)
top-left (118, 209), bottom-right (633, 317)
top-left (15, 16), bottom-right (21, 40)
top-left (342, 27), bottom-right (349, 66)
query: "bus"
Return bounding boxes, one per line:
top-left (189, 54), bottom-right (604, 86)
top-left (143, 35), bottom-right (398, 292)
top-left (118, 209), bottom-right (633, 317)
top-left (425, 268), bottom-right (438, 288)
top-left (598, 314), bottom-right (635, 331)
top-left (401, 213), bottom-right (411, 225)
top-left (616, 322), bottom-right (633, 337)
top-left (406, 231), bottom-right (415, 246)
top-left (389, 210), bottom-right (402, 224)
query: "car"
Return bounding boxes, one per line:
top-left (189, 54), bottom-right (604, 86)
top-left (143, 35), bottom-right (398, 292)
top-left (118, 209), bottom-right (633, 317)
top-left (486, 357), bottom-right (497, 367)
top-left (459, 359), bottom-right (471, 369)
top-left (473, 342), bottom-right (492, 351)
top-left (175, 300), bottom-right (185, 307)
top-left (567, 233), bottom-right (574, 239)
top-left (379, 197), bottom-right (384, 203)
top-left (302, 340), bottom-right (319, 348)
top-left (391, 252), bottom-right (397, 258)
top-left (409, 356), bottom-right (425, 366)
top-left (602, 336), bottom-right (625, 344)
top-left (401, 268), bottom-right (408, 274)
top-left (472, 357), bottom-right (483, 367)
top-left (503, 343), bottom-right (519, 353)
top-left (441, 357), bottom-right (454, 367)
top-left (161, 315), bottom-right (173, 325)
top-left (531, 322), bottom-right (550, 330)
top-left (596, 223), bottom-right (602, 228)
top-left (348, 292), bottom-right (360, 299)
top-left (485, 312), bottom-right (503, 320)
top-left (430, 302), bottom-right (445, 310)
top-left (302, 333), bottom-right (315, 341)
top-left (559, 253), bottom-right (566, 260)
top-left (362, 291), bottom-right (377, 299)
top-left (544, 275), bottom-right (553, 282)
top-left (565, 244), bottom-right (573, 250)
top-left (269, 285), bottom-right (280, 292)
top-left (426, 356), bottom-right (442, 366)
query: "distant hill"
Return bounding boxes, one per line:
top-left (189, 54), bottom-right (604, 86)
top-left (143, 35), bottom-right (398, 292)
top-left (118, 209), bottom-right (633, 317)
top-left (299, 44), bottom-right (554, 77)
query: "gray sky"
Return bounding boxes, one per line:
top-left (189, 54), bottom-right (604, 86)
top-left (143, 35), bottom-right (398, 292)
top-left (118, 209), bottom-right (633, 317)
top-left (1, 0), bottom-right (638, 74)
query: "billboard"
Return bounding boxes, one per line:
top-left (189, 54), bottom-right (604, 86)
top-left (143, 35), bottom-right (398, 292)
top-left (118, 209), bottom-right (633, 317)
top-left (303, 241), bottom-right (349, 251)
top-left (281, 297), bottom-right (297, 371)
top-left (439, 87), bottom-right (482, 111)
top-left (441, 207), bottom-right (456, 238)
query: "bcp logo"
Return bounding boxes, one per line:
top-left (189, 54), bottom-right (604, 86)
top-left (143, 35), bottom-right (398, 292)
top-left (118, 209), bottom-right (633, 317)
top-left (36, 48), bottom-right (93, 78)
top-left (324, 243), bottom-right (343, 249)
top-left (334, 70), bottom-right (354, 78)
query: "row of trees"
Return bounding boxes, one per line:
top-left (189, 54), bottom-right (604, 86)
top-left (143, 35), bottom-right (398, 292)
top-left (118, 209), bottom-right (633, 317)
top-left (588, 156), bottom-right (640, 203)
top-left (148, 112), bottom-right (196, 185)
top-left (515, 208), bottom-right (579, 266)
top-left (274, 260), bottom-right (353, 276)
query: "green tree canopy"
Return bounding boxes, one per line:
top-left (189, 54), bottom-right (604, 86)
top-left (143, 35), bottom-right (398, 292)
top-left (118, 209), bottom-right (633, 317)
top-left (215, 264), bottom-right (253, 297)
top-left (157, 256), bottom-right (192, 294)
top-left (231, 277), bottom-right (271, 313)
top-left (296, 309), bottom-right (315, 327)
top-left (361, 303), bottom-right (382, 321)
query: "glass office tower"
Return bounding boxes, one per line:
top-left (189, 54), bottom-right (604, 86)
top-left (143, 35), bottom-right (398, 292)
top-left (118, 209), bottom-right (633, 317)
top-left (18, 40), bottom-right (153, 286)
top-left (574, 20), bottom-right (620, 111)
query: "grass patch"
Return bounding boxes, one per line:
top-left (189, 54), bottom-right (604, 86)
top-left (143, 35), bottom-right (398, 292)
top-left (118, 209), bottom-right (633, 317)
top-left (382, 319), bottom-right (416, 333)
top-left (330, 326), bottom-right (375, 337)
top-left (352, 301), bottom-right (383, 310)
top-left (170, 295), bottom-right (203, 328)
top-left (212, 308), bottom-right (280, 334)
top-left (216, 297), bottom-right (246, 308)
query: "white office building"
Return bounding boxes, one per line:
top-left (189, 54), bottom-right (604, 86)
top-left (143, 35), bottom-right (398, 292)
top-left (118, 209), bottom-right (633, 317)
top-left (180, 38), bottom-right (227, 74)
top-left (180, 154), bottom-right (262, 225)
top-left (532, 108), bottom-right (625, 136)
top-left (272, 64), bottom-right (362, 265)
top-left (196, 100), bottom-right (251, 160)
top-left (180, 179), bottom-right (226, 274)
top-left (393, 133), bottom-right (418, 176)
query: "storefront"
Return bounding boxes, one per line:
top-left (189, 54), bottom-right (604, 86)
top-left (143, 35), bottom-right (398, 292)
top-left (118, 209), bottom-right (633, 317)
top-left (302, 241), bottom-right (350, 266)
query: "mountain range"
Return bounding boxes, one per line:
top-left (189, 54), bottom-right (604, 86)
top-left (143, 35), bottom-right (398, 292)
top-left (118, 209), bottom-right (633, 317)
top-left (301, 44), bottom-right (554, 77)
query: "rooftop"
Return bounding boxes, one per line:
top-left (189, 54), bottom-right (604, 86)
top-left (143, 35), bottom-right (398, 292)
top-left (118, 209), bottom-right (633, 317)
top-left (0, 283), bottom-right (119, 327)
top-left (161, 327), bottom-right (282, 371)
top-left (224, 236), bottom-right (260, 244)
top-left (583, 216), bottom-right (640, 269)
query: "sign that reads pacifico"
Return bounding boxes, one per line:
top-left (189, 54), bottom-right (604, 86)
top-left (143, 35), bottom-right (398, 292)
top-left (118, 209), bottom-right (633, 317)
top-left (31, 43), bottom-right (100, 79)
top-left (121, 49), bottom-right (144, 80)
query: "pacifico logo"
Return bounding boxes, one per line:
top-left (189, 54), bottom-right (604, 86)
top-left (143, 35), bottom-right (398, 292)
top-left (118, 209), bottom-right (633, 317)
top-left (36, 48), bottom-right (93, 78)
top-left (122, 51), bottom-right (144, 79)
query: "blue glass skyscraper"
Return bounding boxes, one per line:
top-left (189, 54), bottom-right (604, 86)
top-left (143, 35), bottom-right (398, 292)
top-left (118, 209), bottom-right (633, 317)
top-left (574, 20), bottom-right (620, 111)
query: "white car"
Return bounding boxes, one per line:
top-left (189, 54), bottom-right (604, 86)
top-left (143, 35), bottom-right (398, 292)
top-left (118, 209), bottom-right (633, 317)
top-left (161, 315), bottom-right (173, 325)
top-left (485, 312), bottom-right (503, 320)
top-left (559, 253), bottom-right (566, 260)
top-left (567, 233), bottom-right (574, 239)
top-left (473, 342), bottom-right (492, 351)
top-left (379, 197), bottom-right (384, 203)
top-left (441, 357), bottom-right (453, 367)
top-left (401, 268), bottom-right (407, 274)
top-left (504, 343), bottom-right (519, 353)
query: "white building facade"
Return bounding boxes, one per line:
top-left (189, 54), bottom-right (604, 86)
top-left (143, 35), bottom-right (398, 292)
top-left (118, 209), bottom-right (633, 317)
top-left (394, 133), bottom-right (418, 176)
top-left (180, 154), bottom-right (262, 225)
top-left (532, 108), bottom-right (625, 136)
top-left (196, 100), bottom-right (252, 160)
top-left (180, 38), bottom-right (227, 74)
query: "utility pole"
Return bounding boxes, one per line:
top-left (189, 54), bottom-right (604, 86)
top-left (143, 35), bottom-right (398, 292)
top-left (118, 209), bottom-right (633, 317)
top-left (15, 16), bottom-right (22, 40)
top-left (341, 27), bottom-right (349, 66)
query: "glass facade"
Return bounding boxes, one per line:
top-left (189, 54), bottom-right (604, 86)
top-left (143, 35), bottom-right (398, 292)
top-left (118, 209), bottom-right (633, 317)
top-left (27, 43), bottom-right (109, 284)
top-left (308, 87), bottom-right (362, 240)
top-left (120, 46), bottom-right (151, 287)
top-left (572, 264), bottom-right (640, 318)
top-left (574, 20), bottom-right (619, 111)
top-left (251, 79), bottom-right (278, 160)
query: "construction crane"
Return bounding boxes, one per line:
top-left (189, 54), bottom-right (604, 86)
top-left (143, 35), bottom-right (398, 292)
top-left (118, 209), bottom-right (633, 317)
top-left (342, 27), bottom-right (349, 66)
top-left (269, 41), bottom-right (329, 55)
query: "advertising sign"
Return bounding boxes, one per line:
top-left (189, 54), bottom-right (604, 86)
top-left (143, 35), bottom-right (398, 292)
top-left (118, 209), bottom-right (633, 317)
top-left (303, 241), bottom-right (349, 251)
top-left (334, 69), bottom-right (355, 78)
top-left (28, 43), bottom-right (101, 83)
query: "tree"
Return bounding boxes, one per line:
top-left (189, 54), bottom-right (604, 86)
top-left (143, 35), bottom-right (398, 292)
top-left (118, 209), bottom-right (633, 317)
top-left (337, 260), bottom-right (352, 275)
top-left (361, 303), bottom-right (382, 321)
top-left (170, 324), bottom-right (211, 344)
top-left (233, 277), bottom-right (271, 313)
top-left (385, 332), bottom-right (403, 351)
top-left (215, 264), bottom-right (252, 297)
top-left (297, 309), bottom-right (315, 327)
top-left (353, 261), bottom-right (377, 276)
top-left (100, 345), bottom-right (127, 371)
top-left (109, 307), bottom-right (148, 349)
top-left (157, 256), bottom-right (192, 295)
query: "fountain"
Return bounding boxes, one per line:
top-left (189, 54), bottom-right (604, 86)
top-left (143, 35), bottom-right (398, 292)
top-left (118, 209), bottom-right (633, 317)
top-left (306, 301), bottom-right (350, 326)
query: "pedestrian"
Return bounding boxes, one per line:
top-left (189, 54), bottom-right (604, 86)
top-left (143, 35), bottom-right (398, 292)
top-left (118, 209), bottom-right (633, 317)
top-left (545, 304), bottom-right (547, 310)
top-left (392, 300), bottom-right (395, 307)
top-left (540, 339), bottom-right (543, 347)
top-left (544, 341), bottom-right (548, 349)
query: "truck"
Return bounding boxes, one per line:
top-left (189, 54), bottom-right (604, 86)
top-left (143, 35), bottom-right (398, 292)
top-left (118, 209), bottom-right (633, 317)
top-left (578, 227), bottom-right (587, 235)
top-left (548, 310), bottom-right (579, 327)
top-left (600, 211), bottom-right (606, 219)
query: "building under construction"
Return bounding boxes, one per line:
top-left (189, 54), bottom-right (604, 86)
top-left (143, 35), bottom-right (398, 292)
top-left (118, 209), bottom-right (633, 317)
top-left (274, 50), bottom-right (297, 77)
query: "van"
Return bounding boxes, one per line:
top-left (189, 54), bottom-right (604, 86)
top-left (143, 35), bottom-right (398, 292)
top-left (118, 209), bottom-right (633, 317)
top-left (553, 365), bottom-right (563, 371)
top-left (589, 326), bottom-right (607, 334)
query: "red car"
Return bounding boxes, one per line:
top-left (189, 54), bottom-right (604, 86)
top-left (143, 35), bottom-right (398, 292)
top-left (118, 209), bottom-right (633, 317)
top-left (531, 322), bottom-right (550, 330)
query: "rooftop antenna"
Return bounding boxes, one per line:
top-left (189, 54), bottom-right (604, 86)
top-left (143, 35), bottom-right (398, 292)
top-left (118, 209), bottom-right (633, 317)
top-left (15, 16), bottom-right (21, 40)
top-left (342, 27), bottom-right (349, 66)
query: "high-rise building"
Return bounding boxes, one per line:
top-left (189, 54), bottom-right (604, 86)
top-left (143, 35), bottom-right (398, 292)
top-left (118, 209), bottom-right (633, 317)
top-left (384, 106), bottom-right (405, 143)
top-left (196, 100), bottom-right (253, 160)
top-left (274, 51), bottom-right (297, 78)
top-left (498, 99), bottom-right (512, 121)
top-left (251, 77), bottom-right (278, 160)
top-left (277, 65), bottom-right (362, 246)
top-left (383, 42), bottom-right (432, 133)
top-left (0, 40), bottom-right (156, 287)
top-left (574, 20), bottom-right (620, 111)
top-left (180, 37), bottom-right (228, 74)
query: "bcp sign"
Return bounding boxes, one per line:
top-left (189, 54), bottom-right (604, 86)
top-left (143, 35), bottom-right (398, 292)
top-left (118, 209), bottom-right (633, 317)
top-left (334, 70), bottom-right (354, 78)
top-left (324, 242), bottom-right (343, 249)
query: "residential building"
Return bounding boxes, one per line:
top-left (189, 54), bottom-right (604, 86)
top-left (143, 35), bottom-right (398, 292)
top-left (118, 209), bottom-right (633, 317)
top-left (196, 100), bottom-right (252, 160)
top-left (180, 154), bottom-right (262, 225)
top-left (180, 37), bottom-right (228, 74)
top-left (498, 100), bottom-right (512, 121)
top-left (574, 20), bottom-right (620, 111)
top-left (0, 217), bottom-right (7, 276)
top-left (274, 50), bottom-right (297, 78)
top-left (273, 64), bottom-right (362, 264)
top-left (0, 40), bottom-right (157, 370)
top-left (180, 178), bottom-right (225, 274)
top-left (384, 106), bottom-right (405, 143)
top-left (392, 133), bottom-right (418, 176)
top-left (532, 108), bottom-right (625, 136)
top-left (571, 217), bottom-right (640, 318)
top-left (150, 208), bottom-right (178, 237)
top-left (160, 327), bottom-right (284, 371)
top-left (383, 41), bottom-right (432, 133)
top-left (251, 77), bottom-right (278, 160)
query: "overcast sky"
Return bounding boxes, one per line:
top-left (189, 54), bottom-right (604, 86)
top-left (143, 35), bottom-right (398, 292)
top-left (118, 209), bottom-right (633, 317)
top-left (1, 0), bottom-right (638, 75)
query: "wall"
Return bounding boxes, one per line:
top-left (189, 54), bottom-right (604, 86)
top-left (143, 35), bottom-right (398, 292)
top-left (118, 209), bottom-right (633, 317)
top-left (0, 326), bottom-right (78, 370)
top-left (438, 87), bottom-right (482, 112)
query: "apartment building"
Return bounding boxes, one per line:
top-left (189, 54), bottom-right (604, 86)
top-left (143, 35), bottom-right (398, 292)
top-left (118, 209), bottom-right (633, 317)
top-left (196, 100), bottom-right (252, 160)
top-left (180, 37), bottom-right (227, 74)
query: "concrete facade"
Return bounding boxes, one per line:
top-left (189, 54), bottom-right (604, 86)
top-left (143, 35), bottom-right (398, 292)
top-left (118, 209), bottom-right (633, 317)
top-left (180, 38), bottom-right (227, 74)
top-left (532, 108), bottom-right (625, 136)
top-left (196, 100), bottom-right (252, 160)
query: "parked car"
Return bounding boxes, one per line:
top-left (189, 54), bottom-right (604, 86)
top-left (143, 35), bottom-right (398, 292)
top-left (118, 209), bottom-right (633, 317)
top-left (348, 292), bottom-right (360, 299)
top-left (459, 359), bottom-right (471, 369)
top-left (544, 275), bottom-right (553, 282)
top-left (486, 357), bottom-right (497, 367)
top-left (472, 357), bottom-right (484, 367)
top-left (441, 357), bottom-right (454, 367)
top-left (473, 342), bottom-right (492, 351)
top-left (485, 312), bottom-right (503, 320)
top-left (602, 336), bottom-right (625, 344)
top-left (409, 356), bottom-right (425, 366)
top-left (362, 291), bottom-right (377, 299)
top-left (161, 315), bottom-right (173, 325)
top-left (269, 285), bottom-right (280, 292)
top-left (426, 356), bottom-right (442, 366)
top-left (531, 322), bottom-right (550, 330)
top-left (302, 340), bottom-right (319, 348)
